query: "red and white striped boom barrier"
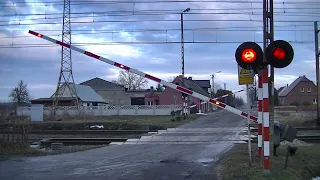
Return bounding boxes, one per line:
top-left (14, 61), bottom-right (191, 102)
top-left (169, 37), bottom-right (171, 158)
top-left (28, 30), bottom-right (258, 122)
top-left (189, 89), bottom-right (245, 109)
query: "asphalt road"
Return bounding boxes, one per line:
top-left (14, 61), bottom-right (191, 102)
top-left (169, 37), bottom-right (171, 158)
top-left (0, 110), bottom-right (247, 180)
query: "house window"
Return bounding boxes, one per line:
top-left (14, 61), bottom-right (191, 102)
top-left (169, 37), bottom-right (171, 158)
top-left (307, 88), bottom-right (311, 93)
top-left (147, 101), bottom-right (153, 105)
top-left (313, 98), bottom-right (317, 104)
top-left (300, 88), bottom-right (304, 93)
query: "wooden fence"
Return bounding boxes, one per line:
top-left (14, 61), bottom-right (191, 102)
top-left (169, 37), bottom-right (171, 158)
top-left (0, 121), bottom-right (29, 144)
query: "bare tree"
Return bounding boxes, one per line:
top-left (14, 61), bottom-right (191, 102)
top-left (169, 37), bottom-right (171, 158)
top-left (117, 71), bottom-right (148, 90)
top-left (167, 76), bottom-right (176, 82)
top-left (9, 80), bottom-right (30, 109)
top-left (111, 80), bottom-right (118, 84)
top-left (212, 83), bottom-right (222, 94)
top-left (156, 83), bottom-right (164, 92)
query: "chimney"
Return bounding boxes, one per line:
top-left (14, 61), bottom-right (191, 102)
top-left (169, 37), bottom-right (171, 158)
top-left (150, 86), bottom-right (154, 92)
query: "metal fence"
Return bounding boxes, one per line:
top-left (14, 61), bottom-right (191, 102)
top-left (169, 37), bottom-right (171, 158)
top-left (17, 105), bottom-right (185, 116)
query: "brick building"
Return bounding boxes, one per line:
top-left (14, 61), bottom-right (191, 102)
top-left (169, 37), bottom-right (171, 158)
top-left (278, 75), bottom-right (317, 106)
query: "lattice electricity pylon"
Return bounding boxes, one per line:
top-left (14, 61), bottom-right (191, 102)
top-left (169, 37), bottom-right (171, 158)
top-left (52, 0), bottom-right (80, 116)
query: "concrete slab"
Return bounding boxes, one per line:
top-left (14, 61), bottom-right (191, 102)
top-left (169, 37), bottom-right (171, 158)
top-left (110, 142), bottom-right (124, 145)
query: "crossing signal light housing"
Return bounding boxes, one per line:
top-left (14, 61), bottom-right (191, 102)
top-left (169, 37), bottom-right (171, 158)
top-left (235, 42), bottom-right (263, 70)
top-left (265, 40), bottom-right (294, 68)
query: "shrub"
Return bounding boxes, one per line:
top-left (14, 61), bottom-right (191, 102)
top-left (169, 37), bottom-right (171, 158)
top-left (302, 101), bottom-right (311, 106)
top-left (290, 102), bottom-right (300, 106)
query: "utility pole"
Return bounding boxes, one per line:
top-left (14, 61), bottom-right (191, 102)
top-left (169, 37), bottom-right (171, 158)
top-left (263, 0), bottom-right (274, 174)
top-left (211, 74), bottom-right (215, 97)
top-left (315, 21), bottom-right (320, 125)
top-left (246, 84), bottom-right (252, 166)
top-left (211, 71), bottom-right (221, 97)
top-left (52, 0), bottom-right (80, 116)
top-left (181, 8), bottom-right (190, 120)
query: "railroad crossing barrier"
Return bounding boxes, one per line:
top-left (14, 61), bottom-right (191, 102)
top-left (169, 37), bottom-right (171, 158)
top-left (28, 30), bottom-right (258, 122)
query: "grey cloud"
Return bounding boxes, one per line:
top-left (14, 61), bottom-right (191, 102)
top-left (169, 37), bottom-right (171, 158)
top-left (0, 0), bottom-right (317, 100)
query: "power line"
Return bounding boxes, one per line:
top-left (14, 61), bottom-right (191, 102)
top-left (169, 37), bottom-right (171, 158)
top-left (0, 24), bottom-right (314, 34)
top-left (0, 19), bottom-right (316, 27)
top-left (0, 40), bottom-right (314, 48)
top-left (1, 7), bottom-right (320, 17)
top-left (1, 0), bottom-right (319, 7)
top-left (2, 0), bottom-right (319, 3)
top-left (1, 12), bottom-right (320, 23)
top-left (0, 28), bottom-right (315, 40)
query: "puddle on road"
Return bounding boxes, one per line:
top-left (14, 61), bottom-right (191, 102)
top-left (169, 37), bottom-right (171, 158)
top-left (197, 158), bottom-right (214, 166)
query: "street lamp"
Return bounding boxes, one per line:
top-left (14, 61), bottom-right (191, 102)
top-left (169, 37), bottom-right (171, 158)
top-left (181, 8), bottom-right (190, 81)
top-left (211, 71), bottom-right (221, 97)
top-left (181, 8), bottom-right (190, 120)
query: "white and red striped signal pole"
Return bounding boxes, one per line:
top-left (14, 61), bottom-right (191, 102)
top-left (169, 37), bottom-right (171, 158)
top-left (257, 73), bottom-right (263, 158)
top-left (262, 68), bottom-right (270, 173)
top-left (28, 30), bottom-right (259, 122)
top-left (263, 0), bottom-right (273, 173)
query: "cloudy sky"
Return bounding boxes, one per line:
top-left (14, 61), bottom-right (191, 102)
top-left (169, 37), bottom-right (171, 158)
top-left (0, 0), bottom-right (319, 102)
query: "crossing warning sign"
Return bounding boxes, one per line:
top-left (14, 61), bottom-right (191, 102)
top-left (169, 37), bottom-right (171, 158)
top-left (238, 66), bottom-right (254, 85)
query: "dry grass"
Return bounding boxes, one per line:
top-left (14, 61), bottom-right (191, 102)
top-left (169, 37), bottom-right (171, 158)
top-left (0, 140), bottom-right (46, 160)
top-left (0, 140), bottom-right (107, 160)
top-left (274, 111), bottom-right (318, 127)
top-left (217, 144), bottom-right (320, 180)
top-left (1, 114), bottom-right (200, 131)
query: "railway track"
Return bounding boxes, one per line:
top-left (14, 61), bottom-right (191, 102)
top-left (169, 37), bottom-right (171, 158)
top-left (1, 128), bottom-right (319, 146)
top-left (248, 127), bottom-right (320, 143)
top-left (295, 135), bottom-right (320, 143)
top-left (40, 138), bottom-right (128, 146)
top-left (250, 127), bottom-right (320, 132)
top-left (248, 135), bottom-right (320, 143)
top-left (0, 129), bottom-right (157, 135)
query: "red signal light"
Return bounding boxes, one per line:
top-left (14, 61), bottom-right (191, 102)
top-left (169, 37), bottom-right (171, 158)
top-left (235, 42), bottom-right (263, 70)
top-left (241, 48), bottom-right (256, 63)
top-left (272, 47), bottom-right (286, 60)
top-left (265, 40), bottom-right (294, 68)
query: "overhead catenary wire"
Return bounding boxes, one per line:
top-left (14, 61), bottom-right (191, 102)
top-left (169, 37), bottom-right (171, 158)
top-left (0, 19), bottom-right (317, 27)
top-left (1, 0), bottom-right (320, 7)
top-left (1, 8), bottom-right (320, 17)
top-left (0, 24), bottom-right (313, 32)
top-left (0, 28), bottom-right (315, 40)
top-left (0, 40), bottom-right (314, 49)
top-left (1, 12), bottom-right (320, 23)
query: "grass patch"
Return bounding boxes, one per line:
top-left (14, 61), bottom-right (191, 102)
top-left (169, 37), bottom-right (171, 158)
top-left (218, 144), bottom-right (320, 180)
top-left (20, 114), bottom-right (200, 131)
top-left (0, 140), bottom-right (46, 160)
top-left (0, 140), bottom-right (107, 160)
top-left (274, 111), bottom-right (318, 127)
